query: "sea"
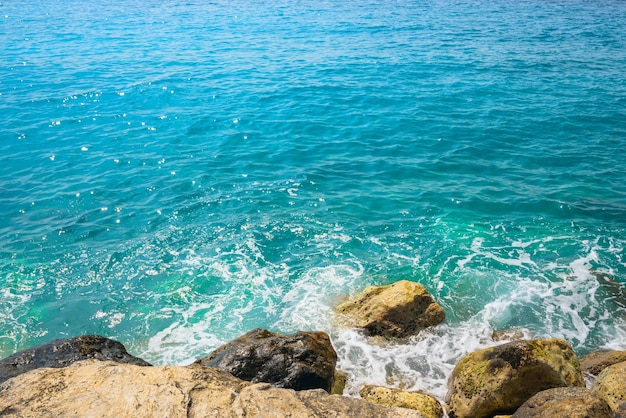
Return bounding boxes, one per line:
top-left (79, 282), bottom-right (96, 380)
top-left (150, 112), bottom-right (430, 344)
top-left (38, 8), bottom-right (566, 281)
top-left (1, 0), bottom-right (626, 400)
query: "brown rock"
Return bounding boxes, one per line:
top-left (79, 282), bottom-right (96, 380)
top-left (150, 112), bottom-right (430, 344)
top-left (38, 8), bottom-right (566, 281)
top-left (580, 350), bottom-right (626, 377)
top-left (336, 280), bottom-right (445, 338)
top-left (511, 387), bottom-right (612, 418)
top-left (360, 385), bottom-right (444, 418)
top-left (0, 360), bottom-right (425, 417)
top-left (445, 338), bottom-right (584, 418)
top-left (194, 328), bottom-right (337, 392)
top-left (592, 360), bottom-right (626, 413)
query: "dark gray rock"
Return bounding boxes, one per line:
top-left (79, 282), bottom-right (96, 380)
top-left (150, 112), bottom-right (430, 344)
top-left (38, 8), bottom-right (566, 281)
top-left (512, 387), bottom-right (612, 418)
top-left (0, 335), bottom-right (150, 384)
top-left (195, 328), bottom-right (337, 392)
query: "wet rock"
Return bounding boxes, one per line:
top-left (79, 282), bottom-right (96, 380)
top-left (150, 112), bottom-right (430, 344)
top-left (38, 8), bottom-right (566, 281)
top-left (332, 369), bottom-right (348, 395)
top-left (591, 270), bottom-right (626, 310)
top-left (0, 360), bottom-right (425, 417)
top-left (445, 338), bottom-right (584, 418)
top-left (580, 350), bottom-right (626, 377)
top-left (492, 329), bottom-right (526, 342)
top-left (0, 334), bottom-right (150, 384)
top-left (195, 328), bottom-right (337, 392)
top-left (592, 360), bottom-right (626, 413)
top-left (336, 280), bottom-right (445, 338)
top-left (511, 387), bottom-right (612, 418)
top-left (360, 385), bottom-right (444, 418)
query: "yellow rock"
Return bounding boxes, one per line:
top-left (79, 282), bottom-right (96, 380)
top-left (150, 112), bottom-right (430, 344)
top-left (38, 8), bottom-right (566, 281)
top-left (592, 360), bottom-right (626, 413)
top-left (580, 350), bottom-right (626, 377)
top-left (332, 369), bottom-right (348, 395)
top-left (336, 280), bottom-right (445, 338)
top-left (445, 338), bottom-right (584, 418)
top-left (360, 385), bottom-right (444, 418)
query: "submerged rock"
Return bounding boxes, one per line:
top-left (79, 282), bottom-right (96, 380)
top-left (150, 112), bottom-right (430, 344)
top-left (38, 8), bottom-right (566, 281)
top-left (445, 338), bottom-right (584, 418)
top-left (511, 387), bottom-right (612, 418)
top-left (591, 270), bottom-right (626, 311)
top-left (195, 328), bottom-right (337, 392)
top-left (0, 334), bottom-right (150, 384)
top-left (491, 329), bottom-right (526, 342)
top-left (0, 360), bottom-right (425, 417)
top-left (360, 385), bottom-right (444, 418)
top-left (580, 350), bottom-right (626, 377)
top-left (336, 280), bottom-right (445, 338)
top-left (592, 360), bottom-right (626, 414)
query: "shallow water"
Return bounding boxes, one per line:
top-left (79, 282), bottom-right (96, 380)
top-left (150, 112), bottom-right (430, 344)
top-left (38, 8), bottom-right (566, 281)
top-left (1, 0), bottom-right (626, 400)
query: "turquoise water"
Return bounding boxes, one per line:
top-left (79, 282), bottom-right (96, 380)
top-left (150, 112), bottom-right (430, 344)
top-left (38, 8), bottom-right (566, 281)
top-left (2, 0), bottom-right (626, 398)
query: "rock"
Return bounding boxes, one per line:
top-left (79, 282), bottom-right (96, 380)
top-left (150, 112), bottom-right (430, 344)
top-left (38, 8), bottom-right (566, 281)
top-left (360, 385), bottom-right (444, 418)
top-left (332, 369), bottom-right (348, 395)
top-left (194, 328), bottom-right (337, 392)
top-left (580, 350), bottom-right (626, 377)
top-left (336, 280), bottom-right (445, 338)
top-left (511, 387), bottom-right (612, 418)
top-left (591, 270), bottom-right (626, 310)
top-left (445, 338), bottom-right (584, 418)
top-left (592, 360), bottom-right (626, 413)
top-left (235, 383), bottom-right (426, 418)
top-left (0, 335), bottom-right (150, 384)
top-left (492, 329), bottom-right (526, 342)
top-left (0, 360), bottom-right (425, 417)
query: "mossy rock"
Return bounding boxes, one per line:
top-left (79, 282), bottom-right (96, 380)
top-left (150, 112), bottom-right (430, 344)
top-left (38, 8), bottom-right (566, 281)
top-left (445, 338), bottom-right (584, 418)
top-left (592, 360), bottom-right (626, 413)
top-left (360, 385), bottom-right (443, 418)
top-left (331, 369), bottom-right (348, 395)
top-left (511, 387), bottom-right (612, 418)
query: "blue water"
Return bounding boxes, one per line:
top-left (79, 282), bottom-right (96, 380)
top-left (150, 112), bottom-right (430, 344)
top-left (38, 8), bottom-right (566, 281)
top-left (2, 0), bottom-right (626, 399)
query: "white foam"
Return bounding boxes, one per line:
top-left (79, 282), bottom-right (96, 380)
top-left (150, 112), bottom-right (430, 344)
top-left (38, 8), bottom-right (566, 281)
top-left (275, 262), bottom-right (365, 332)
top-left (333, 321), bottom-right (502, 400)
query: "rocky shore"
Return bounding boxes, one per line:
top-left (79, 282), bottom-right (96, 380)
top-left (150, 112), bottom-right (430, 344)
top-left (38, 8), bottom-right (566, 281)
top-left (1, 280), bottom-right (625, 417)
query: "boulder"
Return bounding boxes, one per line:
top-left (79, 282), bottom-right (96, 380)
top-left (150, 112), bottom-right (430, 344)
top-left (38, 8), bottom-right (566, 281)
top-left (0, 335), bottom-right (150, 384)
top-left (580, 350), bottom-right (626, 377)
top-left (336, 280), bottom-right (445, 338)
top-left (235, 383), bottom-right (426, 418)
top-left (194, 328), bottom-right (337, 392)
top-left (0, 360), bottom-right (425, 417)
top-left (511, 387), bottom-right (612, 418)
top-left (360, 385), bottom-right (444, 418)
top-left (592, 360), bottom-right (626, 413)
top-left (445, 338), bottom-right (584, 418)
